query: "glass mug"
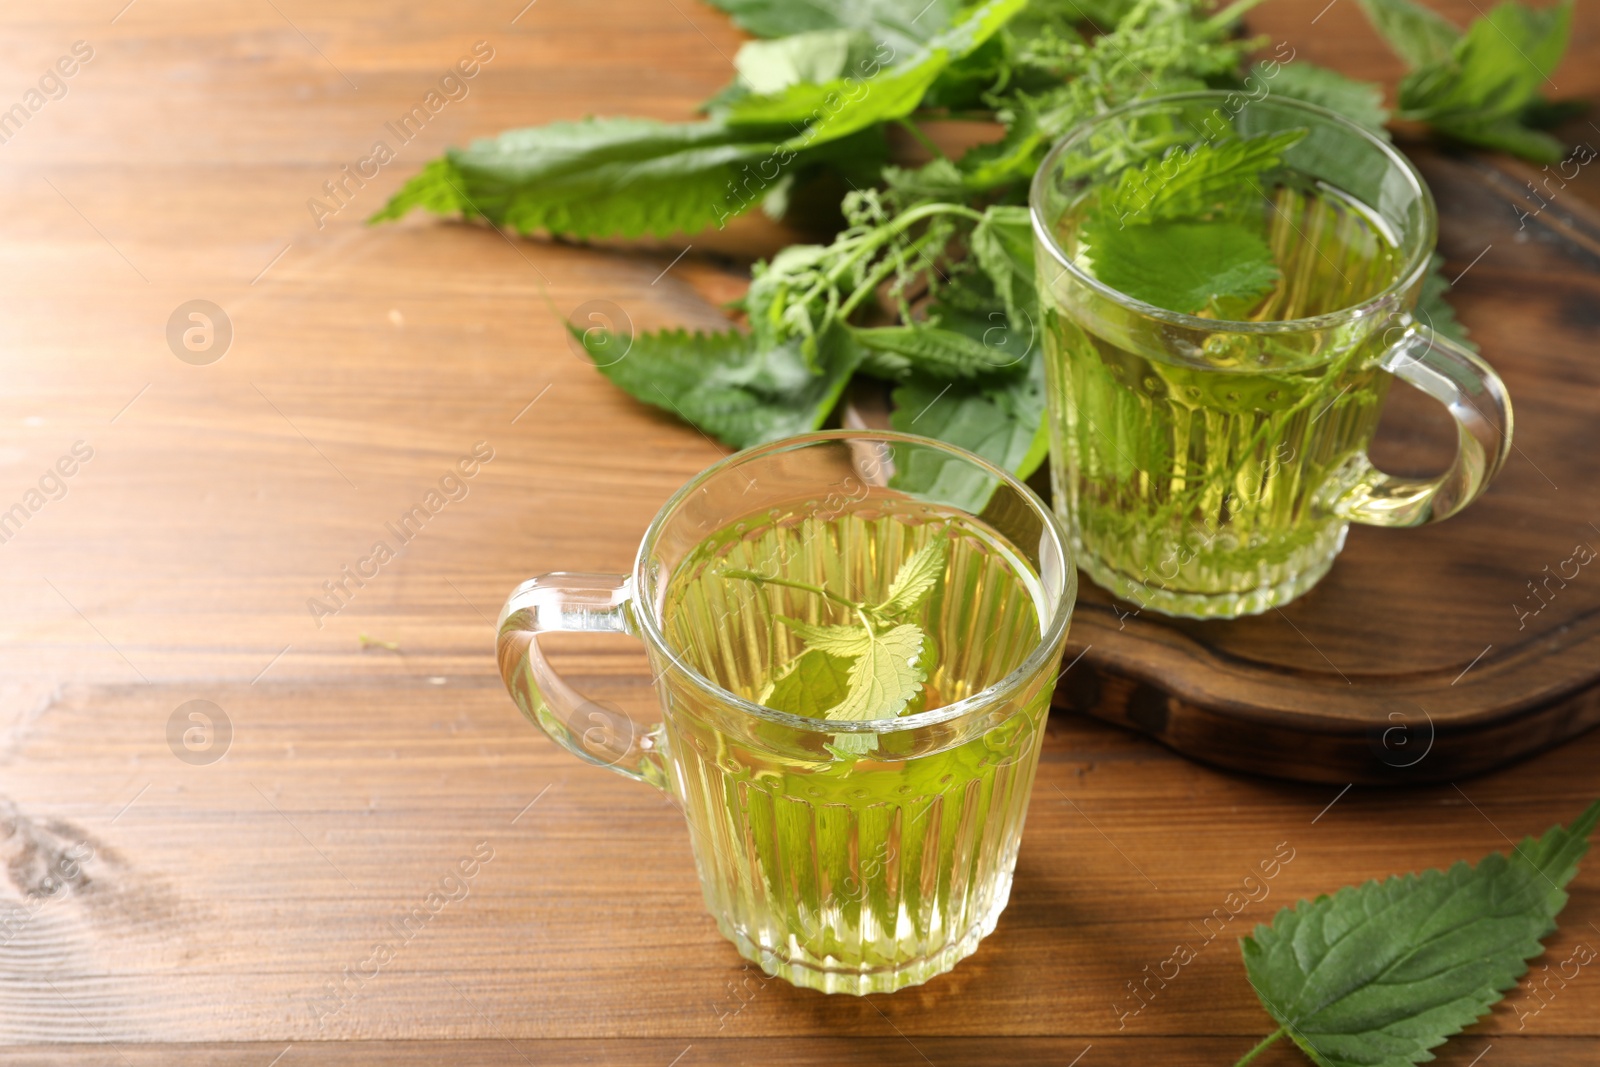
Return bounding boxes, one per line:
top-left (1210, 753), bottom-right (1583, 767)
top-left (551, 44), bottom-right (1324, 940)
top-left (497, 431), bottom-right (1074, 994)
top-left (1030, 91), bottom-right (1513, 619)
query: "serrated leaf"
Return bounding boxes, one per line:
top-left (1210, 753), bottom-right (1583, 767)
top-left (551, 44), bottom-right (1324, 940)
top-left (1241, 800), bottom-right (1600, 1067)
top-left (702, 0), bottom-right (966, 50)
top-left (1256, 61), bottom-right (1390, 136)
top-left (850, 322), bottom-right (1023, 380)
top-left (1429, 113), bottom-right (1567, 165)
top-left (760, 647), bottom-right (854, 717)
top-left (777, 616), bottom-right (876, 657)
top-left (1083, 219), bottom-right (1280, 315)
top-left (877, 535), bottom-right (950, 616)
top-left (889, 349), bottom-right (1048, 511)
top-left (1393, 0), bottom-right (1575, 162)
top-left (733, 29), bottom-right (877, 94)
top-left (1357, 0), bottom-right (1460, 69)
top-left (367, 157), bottom-right (469, 222)
top-left (1399, 0), bottom-right (1571, 123)
top-left (970, 205), bottom-right (1039, 326)
top-left (726, 0), bottom-right (1026, 150)
top-left (574, 324), bottom-right (862, 449)
top-left (372, 117), bottom-right (790, 239)
top-left (829, 623), bottom-right (929, 723)
top-left (1096, 130), bottom-right (1307, 227)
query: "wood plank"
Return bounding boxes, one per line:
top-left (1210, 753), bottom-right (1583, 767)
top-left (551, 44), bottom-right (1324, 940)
top-left (0, 0), bottom-right (1596, 1061)
top-left (3, 684), bottom-right (1596, 1050)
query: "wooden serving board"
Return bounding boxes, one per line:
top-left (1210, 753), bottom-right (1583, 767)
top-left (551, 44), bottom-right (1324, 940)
top-left (1053, 146), bottom-right (1600, 784)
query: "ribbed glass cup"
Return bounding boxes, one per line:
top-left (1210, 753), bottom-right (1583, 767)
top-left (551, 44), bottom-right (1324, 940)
top-left (498, 431), bottom-right (1075, 994)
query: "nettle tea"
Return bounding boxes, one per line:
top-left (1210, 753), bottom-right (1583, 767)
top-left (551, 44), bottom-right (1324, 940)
top-left (1031, 94), bottom-right (1512, 618)
top-left (660, 497), bottom-right (1051, 991)
top-left (496, 432), bottom-right (1073, 995)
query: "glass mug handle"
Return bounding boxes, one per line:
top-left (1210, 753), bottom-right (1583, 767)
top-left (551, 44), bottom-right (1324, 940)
top-left (1329, 324), bottom-right (1514, 528)
top-left (496, 572), bottom-right (669, 789)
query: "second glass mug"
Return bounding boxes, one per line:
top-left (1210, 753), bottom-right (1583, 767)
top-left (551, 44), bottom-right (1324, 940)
top-left (497, 431), bottom-right (1075, 994)
top-left (1030, 91), bottom-right (1514, 619)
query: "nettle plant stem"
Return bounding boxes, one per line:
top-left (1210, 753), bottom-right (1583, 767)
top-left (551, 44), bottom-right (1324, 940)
top-left (720, 569), bottom-right (864, 612)
top-left (1231, 1028), bottom-right (1286, 1067)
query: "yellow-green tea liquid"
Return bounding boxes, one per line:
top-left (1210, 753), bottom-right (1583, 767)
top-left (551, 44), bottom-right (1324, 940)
top-left (1047, 182), bottom-right (1406, 617)
top-left (659, 498), bottom-right (1050, 993)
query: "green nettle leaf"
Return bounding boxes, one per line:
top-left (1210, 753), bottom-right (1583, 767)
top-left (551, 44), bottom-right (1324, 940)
top-left (889, 350), bottom-right (1049, 511)
top-left (729, 532), bottom-right (950, 757)
top-left (368, 157), bottom-right (469, 220)
top-left (830, 623), bottom-right (929, 724)
top-left (970, 205), bottom-right (1040, 325)
top-left (1257, 62), bottom-right (1390, 136)
top-left (1356, 0), bottom-right (1461, 69)
top-left (574, 324), bottom-right (862, 449)
top-left (1096, 130), bottom-right (1307, 226)
top-left (1239, 800), bottom-right (1600, 1067)
top-left (1363, 0), bottom-right (1575, 163)
top-left (1400, 0), bottom-right (1573, 122)
top-left (760, 647), bottom-right (854, 717)
top-left (776, 616), bottom-right (877, 657)
top-left (733, 29), bottom-right (878, 94)
top-left (1084, 219), bottom-right (1280, 315)
top-left (702, 0), bottom-right (966, 50)
top-left (850, 322), bottom-right (1024, 380)
top-left (726, 0), bottom-right (1027, 150)
top-left (879, 535), bottom-right (950, 616)
top-left (371, 117), bottom-right (793, 238)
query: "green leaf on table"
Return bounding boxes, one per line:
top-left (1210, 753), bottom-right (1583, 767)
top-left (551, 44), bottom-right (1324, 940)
top-left (1399, 1), bottom-right (1572, 121)
top-left (1256, 61), bottom-right (1390, 135)
top-left (970, 205), bottom-right (1039, 325)
top-left (1356, 0), bottom-right (1460, 68)
top-left (889, 350), bottom-right (1048, 511)
top-left (878, 534), bottom-right (950, 617)
top-left (725, 0), bottom-right (1027, 150)
top-left (1095, 129), bottom-right (1307, 227)
top-left (851, 321), bottom-right (1023, 380)
top-left (1240, 799), bottom-right (1600, 1067)
top-left (1082, 219), bottom-right (1280, 316)
top-left (733, 29), bottom-right (881, 94)
top-left (572, 324), bottom-right (862, 449)
top-left (953, 107), bottom-right (1049, 193)
top-left (1364, 0), bottom-right (1576, 163)
top-left (760, 647), bottom-right (854, 717)
top-left (371, 117), bottom-right (791, 238)
top-left (702, 0), bottom-right (966, 50)
top-left (369, 157), bottom-right (469, 220)
top-left (1429, 114), bottom-right (1565, 162)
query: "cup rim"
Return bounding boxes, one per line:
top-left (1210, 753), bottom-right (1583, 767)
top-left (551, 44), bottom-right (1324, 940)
top-left (1028, 90), bottom-right (1437, 335)
top-left (629, 430), bottom-right (1075, 736)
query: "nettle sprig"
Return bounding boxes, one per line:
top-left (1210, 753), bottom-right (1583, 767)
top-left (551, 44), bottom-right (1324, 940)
top-left (1234, 800), bottom-right (1599, 1067)
top-left (723, 532), bottom-right (950, 757)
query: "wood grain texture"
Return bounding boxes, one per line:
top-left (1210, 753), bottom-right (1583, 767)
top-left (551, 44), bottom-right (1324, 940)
top-left (0, 0), bottom-right (1596, 1063)
top-left (4, 683), bottom-right (1599, 1062)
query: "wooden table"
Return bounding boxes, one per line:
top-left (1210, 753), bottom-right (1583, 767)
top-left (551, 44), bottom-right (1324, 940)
top-left (2, 1), bottom-right (1597, 1063)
